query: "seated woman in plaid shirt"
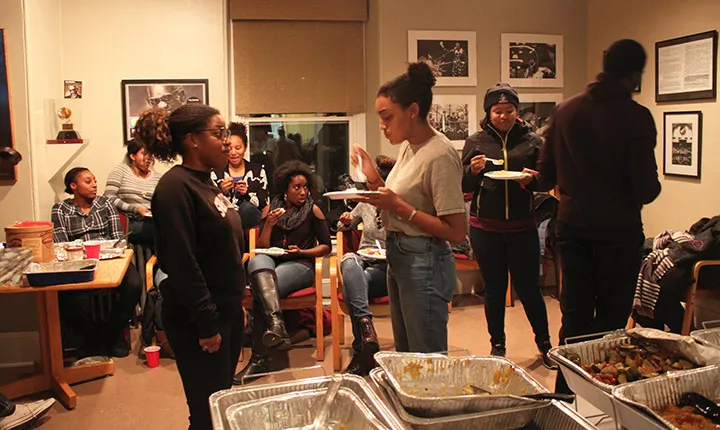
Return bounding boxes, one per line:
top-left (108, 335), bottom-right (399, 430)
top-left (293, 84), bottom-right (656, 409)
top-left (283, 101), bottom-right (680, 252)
top-left (51, 167), bottom-right (142, 358)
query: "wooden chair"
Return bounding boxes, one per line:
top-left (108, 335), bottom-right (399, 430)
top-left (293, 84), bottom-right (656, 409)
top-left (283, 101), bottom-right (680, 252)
top-left (681, 260), bottom-right (720, 335)
top-left (331, 227), bottom-right (390, 371)
top-left (242, 228), bottom-right (327, 361)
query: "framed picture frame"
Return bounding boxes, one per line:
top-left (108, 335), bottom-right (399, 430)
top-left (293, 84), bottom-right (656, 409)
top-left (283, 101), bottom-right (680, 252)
top-left (428, 94), bottom-right (477, 149)
top-left (663, 111), bottom-right (702, 178)
top-left (408, 30), bottom-right (476, 87)
top-left (656, 31), bottom-right (718, 102)
top-left (501, 33), bottom-right (564, 88)
top-left (121, 79), bottom-right (209, 142)
top-left (517, 93), bottom-right (562, 133)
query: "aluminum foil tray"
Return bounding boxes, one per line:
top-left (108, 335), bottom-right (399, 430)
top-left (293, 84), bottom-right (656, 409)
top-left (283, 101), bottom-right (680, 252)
top-left (374, 352), bottom-right (548, 418)
top-left (612, 365), bottom-right (720, 430)
top-left (370, 369), bottom-right (595, 430)
top-left (691, 328), bottom-right (720, 349)
top-left (226, 388), bottom-right (389, 430)
top-left (209, 374), bottom-right (406, 430)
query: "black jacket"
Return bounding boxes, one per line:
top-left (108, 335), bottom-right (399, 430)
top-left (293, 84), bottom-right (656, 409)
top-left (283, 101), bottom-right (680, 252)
top-left (461, 118), bottom-right (542, 221)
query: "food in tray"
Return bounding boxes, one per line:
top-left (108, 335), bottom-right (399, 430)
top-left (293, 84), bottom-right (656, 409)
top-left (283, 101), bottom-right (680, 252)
top-left (493, 366), bottom-right (516, 385)
top-left (403, 361), bottom-right (424, 380)
top-left (657, 403), bottom-right (719, 430)
top-left (580, 343), bottom-right (697, 386)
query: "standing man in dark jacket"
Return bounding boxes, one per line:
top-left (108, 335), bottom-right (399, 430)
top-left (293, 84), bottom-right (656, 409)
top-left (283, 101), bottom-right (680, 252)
top-left (528, 39), bottom-right (661, 393)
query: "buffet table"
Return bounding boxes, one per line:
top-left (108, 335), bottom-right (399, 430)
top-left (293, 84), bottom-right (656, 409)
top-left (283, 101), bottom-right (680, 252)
top-left (0, 249), bottom-right (133, 409)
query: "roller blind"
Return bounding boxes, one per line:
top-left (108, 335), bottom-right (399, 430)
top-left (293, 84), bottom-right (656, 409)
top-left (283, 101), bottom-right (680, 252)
top-left (232, 20), bottom-right (365, 114)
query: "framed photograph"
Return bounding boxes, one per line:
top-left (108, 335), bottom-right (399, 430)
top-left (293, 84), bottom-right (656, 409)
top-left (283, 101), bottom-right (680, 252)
top-left (501, 33), bottom-right (564, 88)
top-left (428, 95), bottom-right (477, 149)
top-left (517, 93), bottom-right (562, 133)
top-left (656, 31), bottom-right (717, 102)
top-left (121, 79), bottom-right (209, 142)
top-left (408, 30), bottom-right (476, 87)
top-left (663, 111), bottom-right (702, 178)
top-left (64, 80), bottom-right (82, 99)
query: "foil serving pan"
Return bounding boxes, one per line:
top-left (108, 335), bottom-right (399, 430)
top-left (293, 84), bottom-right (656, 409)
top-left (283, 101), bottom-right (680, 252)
top-left (369, 369), bottom-right (595, 430)
top-left (209, 374), bottom-right (406, 430)
top-left (226, 388), bottom-right (389, 430)
top-left (612, 365), bottom-right (720, 430)
top-left (373, 352), bottom-right (548, 418)
top-left (691, 327), bottom-right (720, 349)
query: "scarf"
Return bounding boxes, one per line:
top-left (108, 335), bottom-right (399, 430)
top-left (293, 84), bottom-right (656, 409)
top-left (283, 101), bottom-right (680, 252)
top-left (270, 195), bottom-right (314, 231)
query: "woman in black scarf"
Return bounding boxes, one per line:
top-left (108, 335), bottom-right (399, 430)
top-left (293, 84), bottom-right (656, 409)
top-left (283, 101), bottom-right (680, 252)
top-left (234, 161), bottom-right (332, 382)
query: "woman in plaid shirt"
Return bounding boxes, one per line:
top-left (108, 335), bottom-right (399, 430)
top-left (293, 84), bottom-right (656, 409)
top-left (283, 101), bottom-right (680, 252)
top-left (50, 167), bottom-right (142, 358)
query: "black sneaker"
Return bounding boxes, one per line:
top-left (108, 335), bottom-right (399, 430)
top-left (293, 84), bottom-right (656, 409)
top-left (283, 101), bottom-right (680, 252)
top-left (490, 344), bottom-right (506, 357)
top-left (344, 353), bottom-right (365, 376)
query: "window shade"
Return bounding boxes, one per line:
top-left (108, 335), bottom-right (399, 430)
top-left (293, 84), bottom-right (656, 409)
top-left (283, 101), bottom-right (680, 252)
top-left (232, 20), bottom-right (365, 114)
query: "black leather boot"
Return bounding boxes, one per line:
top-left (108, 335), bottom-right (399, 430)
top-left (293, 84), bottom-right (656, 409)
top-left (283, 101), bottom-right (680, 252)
top-left (233, 353), bottom-right (269, 385)
top-left (359, 317), bottom-right (379, 373)
top-left (252, 270), bottom-right (291, 350)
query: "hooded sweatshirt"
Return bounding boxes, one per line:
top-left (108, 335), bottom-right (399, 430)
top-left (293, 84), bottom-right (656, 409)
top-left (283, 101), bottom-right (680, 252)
top-left (534, 74), bottom-right (661, 233)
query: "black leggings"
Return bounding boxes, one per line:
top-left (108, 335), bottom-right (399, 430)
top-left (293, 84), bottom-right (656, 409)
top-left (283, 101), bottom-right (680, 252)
top-left (163, 310), bottom-right (243, 430)
top-left (470, 227), bottom-right (551, 348)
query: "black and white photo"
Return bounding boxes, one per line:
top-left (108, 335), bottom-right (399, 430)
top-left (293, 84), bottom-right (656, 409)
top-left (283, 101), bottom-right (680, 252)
top-left (64, 80), bottom-right (83, 99)
top-left (408, 31), bottom-right (476, 86)
top-left (427, 95), bottom-right (477, 149)
top-left (664, 111), bottom-right (702, 178)
top-left (517, 93), bottom-right (562, 133)
top-left (121, 79), bottom-right (209, 142)
top-left (502, 34), bottom-right (564, 88)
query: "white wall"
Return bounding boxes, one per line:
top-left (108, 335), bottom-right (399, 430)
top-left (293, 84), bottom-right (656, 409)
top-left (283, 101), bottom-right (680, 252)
top-left (35, 0), bottom-right (230, 221)
top-left (587, 0), bottom-right (720, 236)
top-left (365, 0), bottom-right (588, 158)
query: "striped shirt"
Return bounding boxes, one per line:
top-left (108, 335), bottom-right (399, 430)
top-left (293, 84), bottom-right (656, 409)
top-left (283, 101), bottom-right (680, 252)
top-left (51, 196), bottom-right (123, 242)
top-left (104, 163), bottom-right (160, 217)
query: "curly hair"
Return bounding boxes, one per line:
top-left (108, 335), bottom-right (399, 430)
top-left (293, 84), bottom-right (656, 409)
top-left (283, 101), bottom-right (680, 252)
top-left (375, 155), bottom-right (396, 180)
top-left (377, 61), bottom-right (436, 120)
top-left (133, 104), bottom-right (220, 162)
top-left (64, 167), bottom-right (90, 194)
top-left (229, 122), bottom-right (248, 146)
top-left (273, 160), bottom-right (314, 194)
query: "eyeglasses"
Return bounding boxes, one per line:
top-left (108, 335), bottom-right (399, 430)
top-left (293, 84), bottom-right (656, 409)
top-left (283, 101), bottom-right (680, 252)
top-left (199, 127), bottom-right (231, 141)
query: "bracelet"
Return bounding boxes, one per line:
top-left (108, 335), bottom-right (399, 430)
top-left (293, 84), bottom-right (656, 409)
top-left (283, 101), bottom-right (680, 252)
top-left (407, 208), bottom-right (418, 222)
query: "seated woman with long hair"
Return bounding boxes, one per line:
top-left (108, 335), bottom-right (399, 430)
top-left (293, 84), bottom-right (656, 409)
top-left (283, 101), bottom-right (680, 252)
top-left (234, 161), bottom-right (331, 383)
top-left (104, 139), bottom-right (160, 246)
top-left (51, 167), bottom-right (142, 357)
top-left (211, 122), bottom-right (269, 229)
top-left (337, 155), bottom-right (395, 376)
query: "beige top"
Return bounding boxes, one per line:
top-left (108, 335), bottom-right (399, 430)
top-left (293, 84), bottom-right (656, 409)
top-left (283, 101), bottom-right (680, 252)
top-left (382, 132), bottom-right (466, 236)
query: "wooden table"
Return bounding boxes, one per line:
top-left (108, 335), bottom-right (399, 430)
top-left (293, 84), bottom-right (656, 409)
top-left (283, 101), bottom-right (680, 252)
top-left (0, 250), bottom-right (134, 409)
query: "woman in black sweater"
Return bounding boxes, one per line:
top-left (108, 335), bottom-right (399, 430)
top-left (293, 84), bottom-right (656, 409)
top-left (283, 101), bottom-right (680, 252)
top-left (234, 161), bottom-right (331, 383)
top-left (134, 105), bottom-right (245, 430)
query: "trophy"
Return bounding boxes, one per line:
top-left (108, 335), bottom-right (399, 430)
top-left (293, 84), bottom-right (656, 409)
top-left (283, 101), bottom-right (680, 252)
top-left (56, 107), bottom-right (81, 140)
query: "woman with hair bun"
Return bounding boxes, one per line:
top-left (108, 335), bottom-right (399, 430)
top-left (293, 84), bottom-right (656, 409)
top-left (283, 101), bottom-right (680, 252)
top-left (352, 62), bottom-right (467, 353)
top-left (134, 104), bottom-right (245, 430)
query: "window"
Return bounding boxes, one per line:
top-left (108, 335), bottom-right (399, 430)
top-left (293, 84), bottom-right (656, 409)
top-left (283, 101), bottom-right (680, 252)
top-left (238, 114), bottom-right (365, 199)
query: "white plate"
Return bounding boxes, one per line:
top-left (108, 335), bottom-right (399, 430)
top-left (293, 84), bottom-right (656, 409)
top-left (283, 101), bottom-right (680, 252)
top-left (323, 190), bottom-right (381, 200)
top-left (357, 248), bottom-right (386, 261)
top-left (143, 212), bottom-right (152, 218)
top-left (485, 171), bottom-right (529, 181)
top-left (252, 248), bottom-right (287, 257)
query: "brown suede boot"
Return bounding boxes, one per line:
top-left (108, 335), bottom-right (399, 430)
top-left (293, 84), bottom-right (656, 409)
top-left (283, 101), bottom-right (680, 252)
top-left (156, 331), bottom-right (175, 359)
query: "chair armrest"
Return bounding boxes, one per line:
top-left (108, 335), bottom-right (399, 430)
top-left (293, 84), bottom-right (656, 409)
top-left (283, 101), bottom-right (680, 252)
top-left (693, 260), bottom-right (720, 281)
top-left (242, 253), bottom-right (249, 263)
top-left (145, 255), bottom-right (157, 292)
top-left (329, 256), bottom-right (338, 301)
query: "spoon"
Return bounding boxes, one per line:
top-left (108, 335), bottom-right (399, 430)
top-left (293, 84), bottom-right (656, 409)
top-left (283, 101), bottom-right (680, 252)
top-left (312, 376), bottom-right (342, 429)
top-left (465, 384), bottom-right (575, 403)
top-left (375, 240), bottom-right (384, 252)
top-left (485, 157), bottom-right (505, 166)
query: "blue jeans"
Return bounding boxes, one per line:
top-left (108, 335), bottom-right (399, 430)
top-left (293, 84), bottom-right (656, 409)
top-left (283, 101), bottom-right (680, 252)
top-left (247, 255), bottom-right (315, 297)
top-left (385, 232), bottom-right (456, 353)
top-left (340, 253), bottom-right (388, 352)
top-left (237, 201), bottom-right (262, 229)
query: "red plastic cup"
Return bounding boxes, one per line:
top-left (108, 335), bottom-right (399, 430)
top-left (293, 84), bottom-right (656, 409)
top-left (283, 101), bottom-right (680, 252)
top-left (144, 346), bottom-right (161, 368)
top-left (83, 241), bottom-right (101, 259)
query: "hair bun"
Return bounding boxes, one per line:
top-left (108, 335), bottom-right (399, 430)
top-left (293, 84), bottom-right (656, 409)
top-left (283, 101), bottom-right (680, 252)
top-left (407, 61), bottom-right (437, 89)
top-left (134, 108), bottom-right (173, 162)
